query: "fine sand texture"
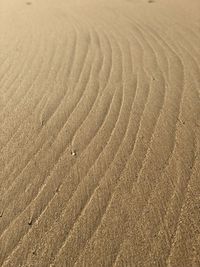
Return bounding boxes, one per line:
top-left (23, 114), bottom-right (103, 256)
top-left (0, 0), bottom-right (200, 266)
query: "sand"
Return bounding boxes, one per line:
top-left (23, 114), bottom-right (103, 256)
top-left (0, 0), bottom-right (200, 266)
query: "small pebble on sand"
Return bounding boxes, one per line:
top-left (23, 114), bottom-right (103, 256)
top-left (71, 150), bottom-right (77, 157)
top-left (28, 218), bottom-right (33, 225)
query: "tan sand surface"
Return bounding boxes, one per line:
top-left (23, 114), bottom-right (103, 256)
top-left (0, 0), bottom-right (200, 266)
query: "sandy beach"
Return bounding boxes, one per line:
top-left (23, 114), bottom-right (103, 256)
top-left (0, 0), bottom-right (200, 266)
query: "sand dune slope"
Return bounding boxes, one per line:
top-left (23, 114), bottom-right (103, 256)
top-left (0, 0), bottom-right (200, 266)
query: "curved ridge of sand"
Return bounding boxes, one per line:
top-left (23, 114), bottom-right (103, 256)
top-left (0, 0), bottom-right (200, 266)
